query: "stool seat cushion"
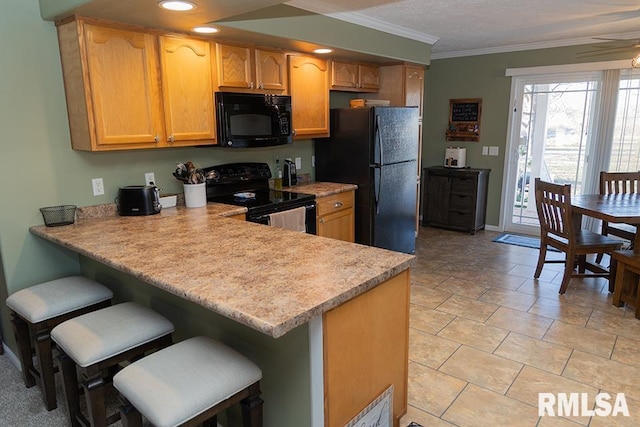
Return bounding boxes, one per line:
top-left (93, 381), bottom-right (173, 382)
top-left (113, 336), bottom-right (262, 427)
top-left (6, 276), bottom-right (113, 323)
top-left (51, 302), bottom-right (174, 367)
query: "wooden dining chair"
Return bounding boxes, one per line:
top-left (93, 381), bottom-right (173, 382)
top-left (534, 179), bottom-right (623, 294)
top-left (595, 171), bottom-right (640, 262)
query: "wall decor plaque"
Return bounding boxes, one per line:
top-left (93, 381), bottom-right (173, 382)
top-left (446, 98), bottom-right (482, 142)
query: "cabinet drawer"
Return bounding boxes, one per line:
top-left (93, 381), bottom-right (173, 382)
top-left (317, 191), bottom-right (353, 216)
top-left (450, 176), bottom-right (477, 194)
top-left (448, 211), bottom-right (474, 228)
top-left (450, 193), bottom-right (474, 211)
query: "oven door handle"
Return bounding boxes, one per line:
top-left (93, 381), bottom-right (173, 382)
top-left (251, 204), bottom-right (315, 222)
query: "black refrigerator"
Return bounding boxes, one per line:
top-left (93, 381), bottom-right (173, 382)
top-left (316, 106), bottom-right (419, 253)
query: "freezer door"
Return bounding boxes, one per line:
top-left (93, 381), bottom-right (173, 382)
top-left (372, 160), bottom-right (418, 253)
top-left (372, 107), bottom-right (419, 166)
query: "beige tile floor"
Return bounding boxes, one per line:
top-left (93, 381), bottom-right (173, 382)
top-left (400, 226), bottom-right (640, 427)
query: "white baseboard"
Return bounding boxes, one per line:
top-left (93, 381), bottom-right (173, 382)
top-left (485, 224), bottom-right (500, 232)
top-left (2, 342), bottom-right (21, 370)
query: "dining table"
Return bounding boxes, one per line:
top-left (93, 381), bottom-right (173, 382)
top-left (571, 193), bottom-right (640, 293)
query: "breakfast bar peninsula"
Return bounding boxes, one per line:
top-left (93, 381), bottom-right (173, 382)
top-left (30, 203), bottom-right (414, 427)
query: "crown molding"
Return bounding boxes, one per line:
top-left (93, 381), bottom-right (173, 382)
top-left (285, 0), bottom-right (439, 45)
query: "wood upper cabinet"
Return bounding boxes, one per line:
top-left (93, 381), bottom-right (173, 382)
top-left (58, 20), bottom-right (165, 150)
top-left (159, 35), bottom-right (216, 146)
top-left (316, 191), bottom-right (355, 242)
top-left (255, 48), bottom-right (288, 92)
top-left (330, 61), bottom-right (379, 92)
top-left (288, 55), bottom-right (330, 139)
top-left (216, 43), bottom-right (287, 93)
top-left (56, 17), bottom-right (217, 151)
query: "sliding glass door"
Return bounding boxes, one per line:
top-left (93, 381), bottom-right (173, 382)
top-left (505, 72), bottom-right (602, 233)
top-left (503, 67), bottom-right (640, 234)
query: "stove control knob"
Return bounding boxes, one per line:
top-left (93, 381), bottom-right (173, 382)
top-left (226, 140), bottom-right (233, 146)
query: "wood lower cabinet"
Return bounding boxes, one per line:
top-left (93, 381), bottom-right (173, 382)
top-left (422, 166), bottom-right (491, 234)
top-left (288, 55), bottom-right (329, 139)
top-left (56, 17), bottom-right (216, 151)
top-left (323, 270), bottom-right (410, 426)
top-left (216, 43), bottom-right (287, 93)
top-left (316, 191), bottom-right (355, 242)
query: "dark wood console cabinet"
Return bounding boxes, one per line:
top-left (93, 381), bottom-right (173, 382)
top-left (422, 166), bottom-right (490, 234)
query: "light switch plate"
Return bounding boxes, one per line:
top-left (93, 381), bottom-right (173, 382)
top-left (482, 146), bottom-right (489, 155)
top-left (295, 157), bottom-right (302, 169)
top-left (489, 146), bottom-right (499, 156)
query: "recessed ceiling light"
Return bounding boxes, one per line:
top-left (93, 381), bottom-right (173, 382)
top-left (193, 26), bottom-right (219, 34)
top-left (313, 48), bottom-right (333, 54)
top-left (158, 1), bottom-right (196, 11)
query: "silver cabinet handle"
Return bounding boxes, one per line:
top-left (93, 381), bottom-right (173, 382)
top-left (249, 82), bottom-right (254, 89)
top-left (334, 202), bottom-right (343, 208)
top-left (319, 218), bottom-right (325, 224)
top-left (154, 135), bottom-right (159, 143)
top-left (168, 135), bottom-right (174, 143)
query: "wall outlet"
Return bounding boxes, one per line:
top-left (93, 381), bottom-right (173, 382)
top-left (145, 172), bottom-right (155, 186)
top-left (92, 178), bottom-right (104, 196)
top-left (295, 157), bottom-right (302, 169)
top-left (312, 155), bottom-right (315, 168)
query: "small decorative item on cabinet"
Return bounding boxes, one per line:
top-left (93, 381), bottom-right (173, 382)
top-left (445, 98), bottom-right (482, 142)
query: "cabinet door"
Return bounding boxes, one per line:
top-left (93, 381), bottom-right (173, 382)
top-left (318, 209), bottom-right (355, 242)
top-left (159, 36), bottom-right (216, 145)
top-left (424, 172), bottom-right (451, 225)
top-left (404, 66), bottom-right (424, 118)
top-left (358, 64), bottom-right (380, 90)
top-left (216, 43), bottom-right (253, 89)
top-left (255, 49), bottom-right (287, 92)
top-left (288, 55), bottom-right (329, 138)
top-left (331, 61), bottom-right (358, 90)
top-left (84, 24), bottom-right (164, 148)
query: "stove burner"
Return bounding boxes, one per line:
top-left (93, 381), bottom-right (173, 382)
top-left (233, 192), bottom-right (256, 199)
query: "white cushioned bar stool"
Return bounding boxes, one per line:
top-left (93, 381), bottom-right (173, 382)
top-left (5, 276), bottom-right (113, 411)
top-left (51, 302), bottom-right (174, 427)
top-left (113, 336), bottom-right (263, 427)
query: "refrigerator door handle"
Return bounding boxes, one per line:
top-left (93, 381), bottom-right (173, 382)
top-left (374, 165), bottom-right (382, 215)
top-left (375, 114), bottom-right (384, 167)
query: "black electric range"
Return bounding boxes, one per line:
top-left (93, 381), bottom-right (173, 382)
top-left (203, 162), bottom-right (317, 233)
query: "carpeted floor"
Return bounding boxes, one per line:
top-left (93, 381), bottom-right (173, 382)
top-left (0, 353), bottom-right (68, 426)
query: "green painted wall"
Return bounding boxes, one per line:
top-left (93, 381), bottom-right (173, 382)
top-left (423, 46), bottom-right (634, 226)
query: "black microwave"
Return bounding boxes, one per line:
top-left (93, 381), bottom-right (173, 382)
top-left (215, 92), bottom-right (292, 147)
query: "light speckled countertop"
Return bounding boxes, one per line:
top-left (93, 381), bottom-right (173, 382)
top-left (30, 200), bottom-right (413, 338)
top-left (284, 181), bottom-right (358, 198)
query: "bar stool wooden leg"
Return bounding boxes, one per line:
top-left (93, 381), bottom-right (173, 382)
top-left (10, 312), bottom-right (36, 388)
top-left (83, 373), bottom-right (108, 427)
top-left (241, 382), bottom-right (264, 427)
top-left (34, 330), bottom-right (56, 410)
top-left (118, 400), bottom-right (143, 427)
top-left (59, 352), bottom-right (81, 427)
